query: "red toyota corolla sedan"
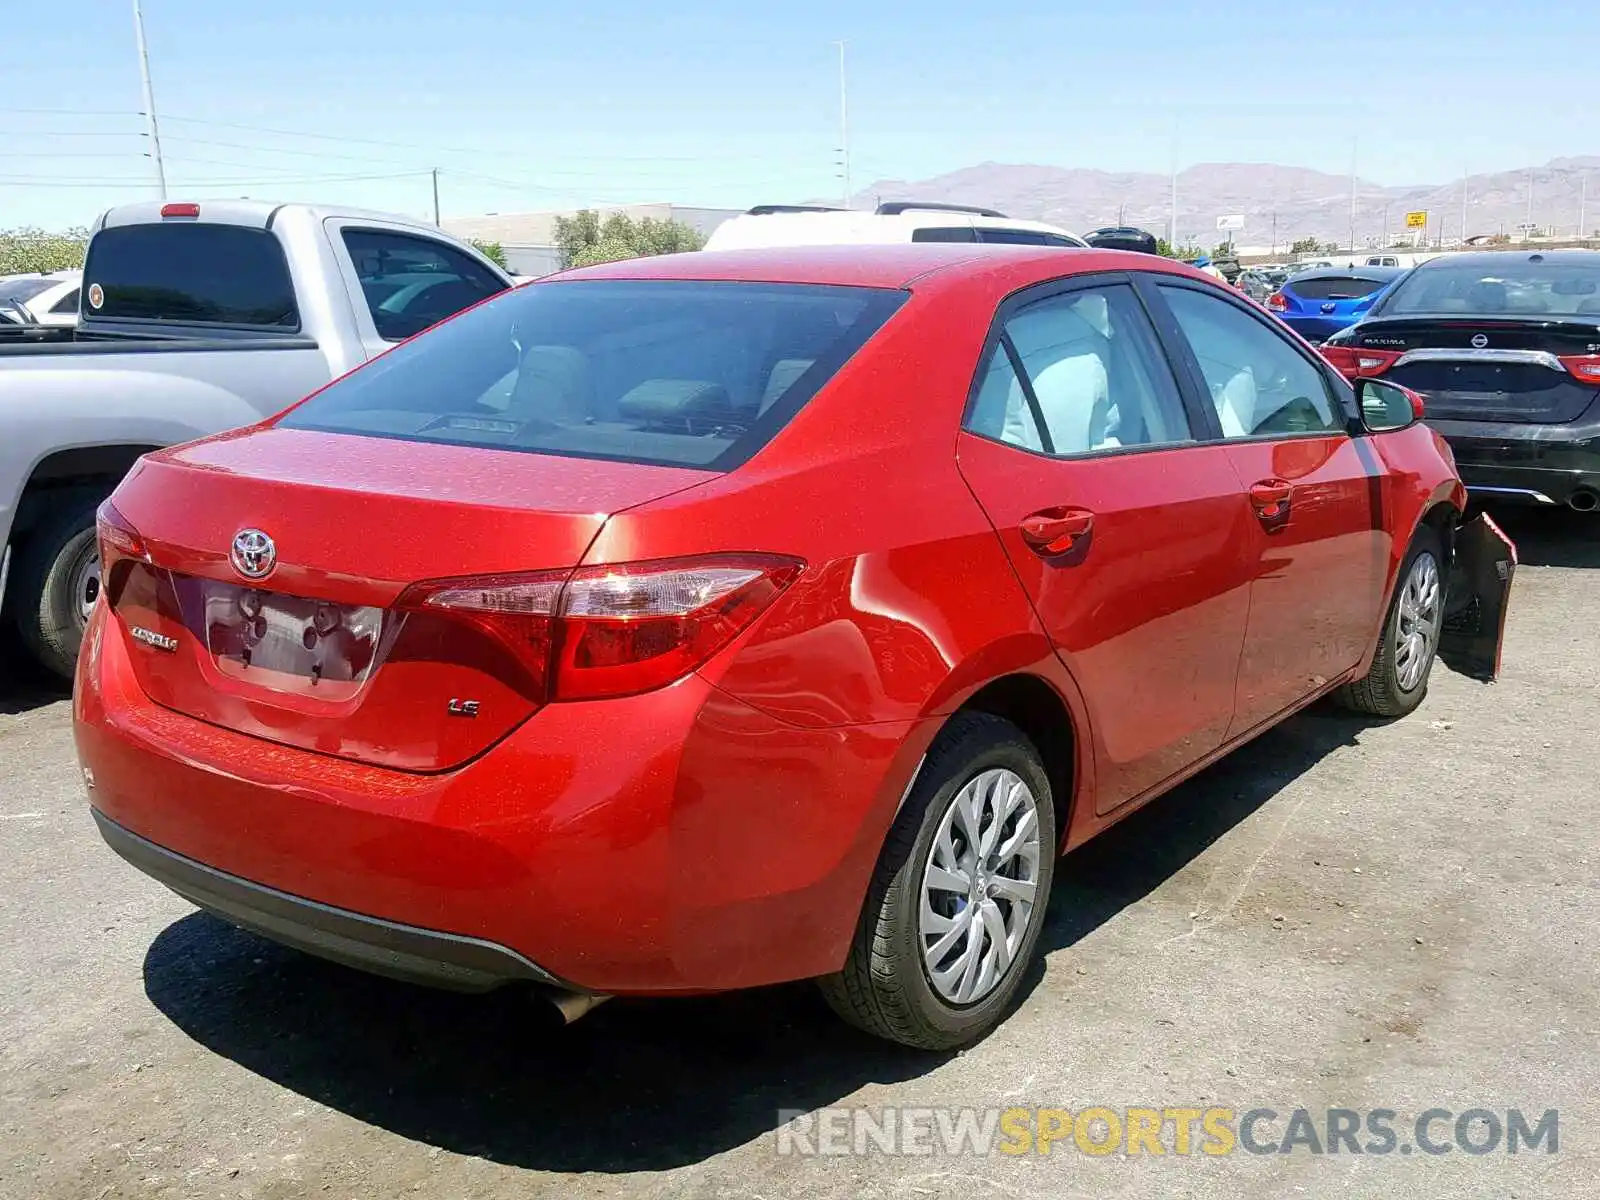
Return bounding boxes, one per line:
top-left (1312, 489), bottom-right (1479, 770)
top-left (75, 245), bottom-right (1514, 1049)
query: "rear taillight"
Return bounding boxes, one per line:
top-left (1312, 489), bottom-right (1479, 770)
top-left (1321, 345), bottom-right (1400, 381)
top-left (96, 501), bottom-right (148, 575)
top-left (399, 554), bottom-right (802, 703)
top-left (1559, 354), bottom-right (1600, 383)
top-left (1266, 292), bottom-right (1289, 311)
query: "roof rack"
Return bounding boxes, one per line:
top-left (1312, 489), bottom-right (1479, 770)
top-left (875, 201), bottom-right (1008, 218)
top-left (745, 204), bottom-right (848, 216)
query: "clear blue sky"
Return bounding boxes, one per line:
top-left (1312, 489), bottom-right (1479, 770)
top-left (4, 0), bottom-right (1596, 229)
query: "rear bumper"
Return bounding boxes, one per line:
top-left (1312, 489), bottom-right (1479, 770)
top-left (75, 604), bottom-right (932, 995)
top-left (94, 809), bottom-right (566, 993)
top-left (1427, 413), bottom-right (1600, 507)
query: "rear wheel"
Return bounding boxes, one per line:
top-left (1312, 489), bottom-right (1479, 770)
top-left (1337, 526), bottom-right (1444, 717)
top-left (11, 502), bottom-right (101, 681)
top-left (819, 713), bottom-right (1056, 1049)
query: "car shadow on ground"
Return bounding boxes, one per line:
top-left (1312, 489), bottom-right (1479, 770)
top-left (1480, 504), bottom-right (1599, 569)
top-left (0, 643), bottom-right (70, 716)
top-left (141, 704), bottom-right (1379, 1174)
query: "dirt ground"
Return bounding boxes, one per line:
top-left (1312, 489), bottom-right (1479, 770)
top-left (1, 507), bottom-right (1595, 1200)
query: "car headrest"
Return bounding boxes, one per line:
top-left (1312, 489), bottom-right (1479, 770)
top-left (617, 379), bottom-right (736, 426)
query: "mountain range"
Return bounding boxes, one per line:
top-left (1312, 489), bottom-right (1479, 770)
top-left (849, 158), bottom-right (1600, 252)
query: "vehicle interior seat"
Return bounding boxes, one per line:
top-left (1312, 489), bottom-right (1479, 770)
top-left (1000, 305), bottom-right (1111, 454)
top-left (506, 345), bottom-right (593, 425)
top-left (617, 379), bottom-right (738, 433)
top-left (760, 360), bottom-right (814, 412)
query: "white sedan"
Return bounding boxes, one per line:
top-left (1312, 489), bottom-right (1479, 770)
top-left (0, 270), bottom-right (82, 328)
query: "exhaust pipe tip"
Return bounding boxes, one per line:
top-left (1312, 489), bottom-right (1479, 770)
top-left (1567, 488), bottom-right (1599, 513)
top-left (541, 987), bottom-right (611, 1024)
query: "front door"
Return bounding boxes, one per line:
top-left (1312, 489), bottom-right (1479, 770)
top-left (956, 277), bottom-right (1256, 816)
top-left (1147, 279), bottom-right (1389, 736)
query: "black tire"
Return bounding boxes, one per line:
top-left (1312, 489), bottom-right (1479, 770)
top-left (818, 712), bottom-right (1057, 1050)
top-left (1336, 525), bottom-right (1445, 718)
top-left (11, 501), bottom-right (101, 681)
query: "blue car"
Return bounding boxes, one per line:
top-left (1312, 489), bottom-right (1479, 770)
top-left (1266, 266), bottom-right (1404, 343)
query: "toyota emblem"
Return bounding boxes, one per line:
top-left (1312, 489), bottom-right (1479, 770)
top-left (1471, 333), bottom-right (1489, 349)
top-left (230, 528), bottom-right (277, 580)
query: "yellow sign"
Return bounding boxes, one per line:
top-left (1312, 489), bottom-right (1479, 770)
top-left (1405, 210), bottom-right (1428, 229)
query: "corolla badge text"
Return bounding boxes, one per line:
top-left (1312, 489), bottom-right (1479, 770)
top-left (130, 626), bottom-right (179, 653)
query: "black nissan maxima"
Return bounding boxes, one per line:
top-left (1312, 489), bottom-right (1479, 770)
top-left (1322, 250), bottom-right (1600, 512)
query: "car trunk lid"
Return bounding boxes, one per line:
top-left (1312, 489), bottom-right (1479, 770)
top-left (1351, 316), bottom-right (1600, 423)
top-left (102, 427), bottom-right (715, 771)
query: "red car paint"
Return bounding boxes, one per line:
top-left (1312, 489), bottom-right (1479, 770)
top-left (76, 244), bottom-right (1470, 997)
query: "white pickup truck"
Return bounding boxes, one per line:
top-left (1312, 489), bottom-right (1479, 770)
top-left (0, 199), bottom-right (511, 678)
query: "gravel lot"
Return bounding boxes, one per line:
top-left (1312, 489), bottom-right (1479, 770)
top-left (2, 507), bottom-right (1595, 1200)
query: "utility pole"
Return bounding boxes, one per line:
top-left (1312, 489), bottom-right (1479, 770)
top-left (1169, 122), bottom-right (1179, 251)
top-left (1461, 166), bottom-right (1469, 245)
top-left (133, 0), bottom-right (167, 199)
top-left (1581, 171), bottom-right (1589, 244)
top-left (836, 40), bottom-right (851, 209)
top-left (1347, 137), bottom-right (1358, 254)
top-left (1526, 165), bottom-right (1535, 235)
top-left (432, 168), bottom-right (441, 226)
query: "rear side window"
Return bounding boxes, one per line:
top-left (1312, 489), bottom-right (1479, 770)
top-left (1290, 275), bottom-right (1389, 300)
top-left (49, 288), bottom-right (80, 314)
top-left (968, 284), bottom-right (1192, 455)
top-left (340, 228), bottom-right (508, 341)
top-left (911, 227), bottom-right (978, 243)
top-left (280, 280), bottom-right (906, 469)
top-left (82, 224), bottom-right (297, 327)
top-left (976, 229), bottom-right (1075, 246)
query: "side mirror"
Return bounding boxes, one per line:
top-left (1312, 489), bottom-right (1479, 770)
top-left (1357, 377), bottom-right (1422, 432)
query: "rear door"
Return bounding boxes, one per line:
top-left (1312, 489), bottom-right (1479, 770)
top-left (1145, 278), bottom-right (1387, 736)
top-left (956, 275), bottom-right (1255, 815)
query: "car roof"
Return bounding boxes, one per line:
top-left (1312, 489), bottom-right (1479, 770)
top-left (1410, 249), bottom-right (1600, 271)
top-left (549, 244), bottom-right (1201, 290)
top-left (705, 209), bottom-right (1084, 250)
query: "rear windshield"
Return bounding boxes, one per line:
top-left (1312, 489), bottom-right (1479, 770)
top-left (1290, 275), bottom-right (1390, 300)
top-left (1382, 260), bottom-right (1600, 317)
top-left (82, 223), bottom-right (298, 328)
top-left (279, 279), bottom-right (906, 469)
top-left (0, 278), bottom-right (54, 304)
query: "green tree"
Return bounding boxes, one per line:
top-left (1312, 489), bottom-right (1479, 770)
top-left (552, 209), bottom-right (704, 269)
top-left (1289, 236), bottom-right (1321, 255)
top-left (0, 226), bottom-right (90, 274)
top-left (469, 239), bottom-right (508, 269)
top-left (1211, 240), bottom-right (1235, 260)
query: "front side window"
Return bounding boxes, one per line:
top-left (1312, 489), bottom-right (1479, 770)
top-left (49, 288), bottom-right (80, 314)
top-left (280, 279), bottom-right (906, 469)
top-left (967, 284), bottom-right (1192, 456)
top-left (1158, 285), bottom-right (1343, 437)
top-left (911, 227), bottom-right (978, 243)
top-left (341, 229), bottom-right (509, 342)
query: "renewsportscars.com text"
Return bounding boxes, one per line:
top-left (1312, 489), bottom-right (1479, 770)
top-left (775, 1106), bottom-right (1558, 1158)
